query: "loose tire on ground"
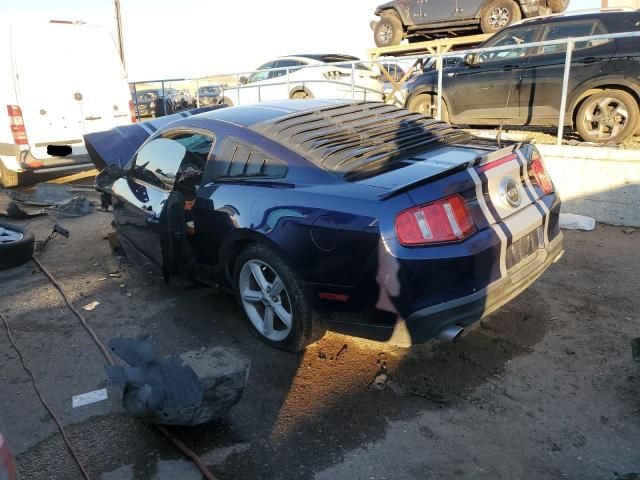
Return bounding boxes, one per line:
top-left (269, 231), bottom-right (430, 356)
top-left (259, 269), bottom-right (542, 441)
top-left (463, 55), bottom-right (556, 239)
top-left (547, 0), bottom-right (569, 13)
top-left (407, 93), bottom-right (450, 123)
top-left (480, 0), bottom-right (521, 34)
top-left (0, 223), bottom-right (34, 270)
top-left (575, 90), bottom-right (639, 145)
top-left (233, 243), bottom-right (324, 352)
top-left (374, 11), bottom-right (404, 47)
top-left (0, 159), bottom-right (19, 188)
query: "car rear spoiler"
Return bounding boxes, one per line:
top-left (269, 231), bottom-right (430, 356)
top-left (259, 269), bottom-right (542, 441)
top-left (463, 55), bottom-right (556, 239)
top-left (83, 106), bottom-right (224, 170)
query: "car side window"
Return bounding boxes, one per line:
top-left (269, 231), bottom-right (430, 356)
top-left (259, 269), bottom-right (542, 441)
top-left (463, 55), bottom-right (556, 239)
top-left (131, 138), bottom-right (187, 190)
top-left (535, 21), bottom-right (607, 56)
top-left (162, 131), bottom-right (216, 193)
top-left (271, 60), bottom-right (304, 78)
top-left (214, 139), bottom-right (287, 179)
top-left (248, 62), bottom-right (274, 83)
top-left (476, 26), bottom-right (538, 63)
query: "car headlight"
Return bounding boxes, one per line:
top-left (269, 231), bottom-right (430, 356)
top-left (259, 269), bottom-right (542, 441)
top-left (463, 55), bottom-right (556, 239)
top-left (149, 101), bottom-right (155, 108)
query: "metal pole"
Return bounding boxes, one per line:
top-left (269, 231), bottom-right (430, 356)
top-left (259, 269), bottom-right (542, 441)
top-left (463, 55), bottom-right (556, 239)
top-left (436, 54), bottom-right (443, 121)
top-left (196, 78), bottom-right (200, 108)
top-left (132, 82), bottom-right (140, 119)
top-left (161, 81), bottom-right (166, 117)
top-left (351, 62), bottom-right (356, 100)
top-left (286, 68), bottom-right (290, 98)
top-left (114, 0), bottom-right (126, 70)
top-left (556, 40), bottom-right (574, 146)
top-left (236, 74), bottom-right (240, 106)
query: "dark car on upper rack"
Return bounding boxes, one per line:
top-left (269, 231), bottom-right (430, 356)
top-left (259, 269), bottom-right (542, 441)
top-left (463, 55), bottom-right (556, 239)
top-left (87, 100), bottom-right (563, 352)
top-left (371, 0), bottom-right (569, 47)
top-left (405, 8), bottom-right (640, 144)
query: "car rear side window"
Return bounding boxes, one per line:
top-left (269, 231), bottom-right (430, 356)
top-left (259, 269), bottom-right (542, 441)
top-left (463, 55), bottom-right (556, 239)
top-left (537, 21), bottom-right (607, 55)
top-left (213, 139), bottom-right (287, 179)
top-left (272, 60), bottom-right (305, 78)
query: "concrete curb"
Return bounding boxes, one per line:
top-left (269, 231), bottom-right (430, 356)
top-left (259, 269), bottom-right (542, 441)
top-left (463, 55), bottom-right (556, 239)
top-left (536, 145), bottom-right (640, 227)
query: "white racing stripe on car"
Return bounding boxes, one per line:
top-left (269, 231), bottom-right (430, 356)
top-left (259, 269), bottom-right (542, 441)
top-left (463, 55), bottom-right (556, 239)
top-left (468, 167), bottom-right (507, 277)
top-left (516, 150), bottom-right (550, 246)
top-left (137, 122), bottom-right (154, 135)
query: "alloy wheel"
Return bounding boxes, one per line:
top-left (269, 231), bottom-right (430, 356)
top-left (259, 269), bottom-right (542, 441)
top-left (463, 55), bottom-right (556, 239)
top-left (489, 7), bottom-right (510, 29)
top-left (0, 226), bottom-right (23, 244)
top-left (581, 97), bottom-right (630, 140)
top-left (239, 259), bottom-right (293, 342)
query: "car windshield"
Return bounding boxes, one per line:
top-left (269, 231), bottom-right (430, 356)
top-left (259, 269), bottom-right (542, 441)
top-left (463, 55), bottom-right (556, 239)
top-left (199, 86), bottom-right (220, 95)
top-left (137, 91), bottom-right (158, 101)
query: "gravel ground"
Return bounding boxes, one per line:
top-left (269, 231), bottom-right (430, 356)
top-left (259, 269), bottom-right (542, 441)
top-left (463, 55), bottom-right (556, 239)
top-left (0, 188), bottom-right (639, 480)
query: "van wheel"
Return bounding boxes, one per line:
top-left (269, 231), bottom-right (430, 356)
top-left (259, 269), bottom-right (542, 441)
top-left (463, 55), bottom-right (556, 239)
top-left (480, 0), bottom-right (521, 34)
top-left (0, 159), bottom-right (19, 188)
top-left (374, 11), bottom-right (403, 47)
top-left (407, 93), bottom-right (450, 123)
top-left (0, 223), bottom-right (34, 270)
top-left (576, 90), bottom-right (638, 144)
top-left (233, 243), bottom-right (324, 352)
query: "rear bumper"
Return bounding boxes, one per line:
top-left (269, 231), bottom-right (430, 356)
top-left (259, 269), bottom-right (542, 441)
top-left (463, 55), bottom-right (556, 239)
top-left (405, 232), bottom-right (564, 343)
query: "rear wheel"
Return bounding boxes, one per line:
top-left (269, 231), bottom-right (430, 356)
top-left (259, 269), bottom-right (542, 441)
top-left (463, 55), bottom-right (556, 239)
top-left (0, 159), bottom-right (19, 188)
top-left (547, 0), bottom-right (569, 13)
top-left (374, 12), bottom-right (403, 47)
top-left (233, 244), bottom-right (324, 352)
top-left (480, 0), bottom-right (521, 34)
top-left (407, 93), bottom-right (450, 123)
top-left (576, 90), bottom-right (638, 144)
top-left (290, 89), bottom-right (313, 100)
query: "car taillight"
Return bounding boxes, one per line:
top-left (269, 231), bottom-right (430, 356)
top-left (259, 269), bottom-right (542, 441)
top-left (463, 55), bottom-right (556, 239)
top-left (6, 105), bottom-right (28, 146)
top-left (529, 150), bottom-right (553, 195)
top-left (395, 194), bottom-right (476, 246)
top-left (128, 100), bottom-right (137, 123)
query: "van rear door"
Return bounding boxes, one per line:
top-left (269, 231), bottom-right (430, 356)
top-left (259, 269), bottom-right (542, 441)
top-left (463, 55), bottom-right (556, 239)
top-left (11, 22), bottom-right (131, 159)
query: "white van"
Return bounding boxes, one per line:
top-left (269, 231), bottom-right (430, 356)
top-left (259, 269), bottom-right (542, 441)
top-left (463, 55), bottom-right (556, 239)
top-left (0, 20), bottom-right (135, 187)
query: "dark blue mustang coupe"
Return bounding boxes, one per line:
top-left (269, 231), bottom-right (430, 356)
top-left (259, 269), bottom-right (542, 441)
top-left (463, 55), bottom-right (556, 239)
top-left (88, 100), bottom-right (563, 352)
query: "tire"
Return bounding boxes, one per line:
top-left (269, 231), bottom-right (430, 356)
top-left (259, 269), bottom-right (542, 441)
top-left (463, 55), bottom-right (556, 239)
top-left (233, 243), bottom-right (324, 352)
top-left (575, 90), bottom-right (639, 145)
top-left (480, 0), bottom-right (521, 34)
top-left (290, 89), bottom-right (313, 100)
top-left (0, 223), bottom-right (34, 270)
top-left (374, 11), bottom-right (403, 47)
top-left (407, 93), bottom-right (450, 123)
top-left (547, 0), bottom-right (568, 13)
top-left (0, 159), bottom-right (19, 188)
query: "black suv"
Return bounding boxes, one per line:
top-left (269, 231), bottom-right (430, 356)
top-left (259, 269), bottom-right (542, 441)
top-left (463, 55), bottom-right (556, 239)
top-left (405, 9), bottom-right (640, 144)
top-left (372, 0), bottom-right (568, 46)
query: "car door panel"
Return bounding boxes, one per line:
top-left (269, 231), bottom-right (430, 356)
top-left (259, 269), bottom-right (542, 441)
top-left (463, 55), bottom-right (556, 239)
top-left (413, 0), bottom-right (455, 24)
top-left (456, 0), bottom-right (485, 19)
top-left (519, 21), bottom-right (615, 124)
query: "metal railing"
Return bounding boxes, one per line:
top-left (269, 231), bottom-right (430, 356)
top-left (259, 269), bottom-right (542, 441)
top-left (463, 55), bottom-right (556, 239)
top-left (129, 30), bottom-right (640, 146)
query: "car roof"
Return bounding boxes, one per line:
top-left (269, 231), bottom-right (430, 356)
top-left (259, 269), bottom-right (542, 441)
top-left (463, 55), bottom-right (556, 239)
top-left (283, 54), bottom-right (361, 63)
top-left (510, 7), bottom-right (639, 27)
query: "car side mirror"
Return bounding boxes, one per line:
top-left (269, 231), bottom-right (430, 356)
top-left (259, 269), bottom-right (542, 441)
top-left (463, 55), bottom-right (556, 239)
top-left (464, 53), bottom-right (476, 66)
top-left (239, 76), bottom-right (248, 85)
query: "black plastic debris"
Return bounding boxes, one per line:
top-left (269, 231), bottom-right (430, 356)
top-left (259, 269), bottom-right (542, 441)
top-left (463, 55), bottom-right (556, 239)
top-left (632, 337), bottom-right (640, 364)
top-left (46, 196), bottom-right (94, 218)
top-left (7, 183), bottom-right (74, 206)
top-left (105, 337), bottom-right (250, 426)
top-left (1, 201), bottom-right (46, 219)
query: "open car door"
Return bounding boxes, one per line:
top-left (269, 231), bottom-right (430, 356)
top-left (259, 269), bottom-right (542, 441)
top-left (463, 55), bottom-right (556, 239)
top-left (159, 190), bottom-right (186, 284)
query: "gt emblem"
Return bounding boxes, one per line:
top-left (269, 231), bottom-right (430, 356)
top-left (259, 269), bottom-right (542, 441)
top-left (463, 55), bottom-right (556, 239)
top-left (499, 177), bottom-right (522, 208)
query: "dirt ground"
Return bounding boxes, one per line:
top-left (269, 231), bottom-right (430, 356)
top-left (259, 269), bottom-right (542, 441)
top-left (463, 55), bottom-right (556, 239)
top-left (0, 187), bottom-right (639, 480)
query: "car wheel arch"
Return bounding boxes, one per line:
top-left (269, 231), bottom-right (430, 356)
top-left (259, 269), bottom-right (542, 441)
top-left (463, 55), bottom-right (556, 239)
top-left (289, 87), bottom-right (313, 100)
top-left (379, 7), bottom-right (407, 27)
top-left (570, 83), bottom-right (640, 128)
top-left (406, 88), bottom-right (453, 118)
top-left (219, 230), bottom-right (300, 285)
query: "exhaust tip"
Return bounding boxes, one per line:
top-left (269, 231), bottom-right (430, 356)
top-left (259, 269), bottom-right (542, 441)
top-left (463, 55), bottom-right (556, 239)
top-left (436, 325), bottom-right (465, 343)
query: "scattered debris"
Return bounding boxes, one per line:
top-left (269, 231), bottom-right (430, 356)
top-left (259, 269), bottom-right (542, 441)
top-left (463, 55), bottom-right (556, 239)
top-left (6, 183), bottom-right (74, 206)
top-left (72, 388), bottom-right (108, 408)
top-left (559, 213), bottom-right (596, 231)
top-left (46, 196), bottom-right (94, 218)
top-left (623, 228), bottom-right (636, 235)
top-left (105, 337), bottom-right (250, 426)
top-left (1, 201), bottom-right (46, 219)
top-left (82, 301), bottom-right (100, 311)
top-left (371, 373), bottom-right (388, 391)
